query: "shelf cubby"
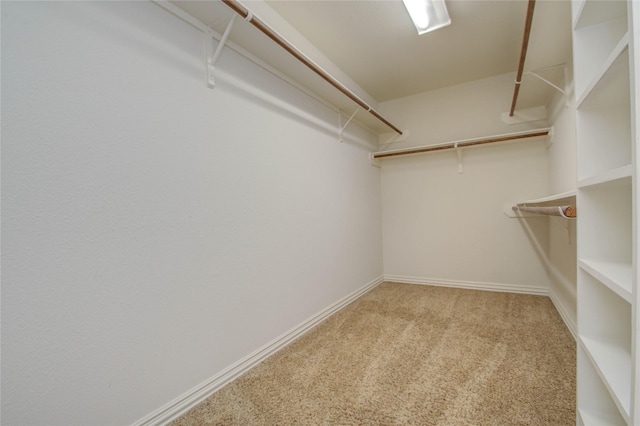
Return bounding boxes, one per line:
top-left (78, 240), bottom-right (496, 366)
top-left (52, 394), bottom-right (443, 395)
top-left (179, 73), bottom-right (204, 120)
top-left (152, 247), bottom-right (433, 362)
top-left (576, 47), bottom-right (631, 180)
top-left (573, 0), bottom-right (628, 99)
top-left (573, 0), bottom-right (628, 30)
top-left (577, 345), bottom-right (627, 425)
top-left (578, 271), bottom-right (631, 420)
top-left (578, 165), bottom-right (632, 189)
top-left (577, 178), bottom-right (632, 263)
top-left (579, 259), bottom-right (632, 303)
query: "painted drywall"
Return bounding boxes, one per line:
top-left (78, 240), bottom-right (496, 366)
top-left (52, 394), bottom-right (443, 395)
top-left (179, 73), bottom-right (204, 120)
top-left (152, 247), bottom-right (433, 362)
top-left (548, 80), bottom-right (577, 195)
top-left (546, 79), bottom-right (578, 333)
top-left (378, 72), bottom-right (550, 148)
top-left (379, 73), bottom-right (552, 291)
top-left (243, 0), bottom-right (378, 108)
top-left (1, 2), bottom-right (383, 424)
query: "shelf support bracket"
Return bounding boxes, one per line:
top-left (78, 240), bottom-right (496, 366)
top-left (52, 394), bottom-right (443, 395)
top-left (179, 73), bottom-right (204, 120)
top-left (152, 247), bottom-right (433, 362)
top-left (524, 64), bottom-right (569, 108)
top-left (379, 130), bottom-right (410, 147)
top-left (207, 14), bottom-right (237, 88)
top-left (339, 109), bottom-right (359, 143)
top-left (525, 70), bottom-right (566, 96)
top-left (454, 142), bottom-right (463, 174)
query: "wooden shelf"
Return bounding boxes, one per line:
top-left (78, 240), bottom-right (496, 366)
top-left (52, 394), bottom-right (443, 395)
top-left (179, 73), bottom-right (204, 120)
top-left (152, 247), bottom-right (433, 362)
top-left (578, 345), bottom-right (629, 426)
top-left (580, 336), bottom-right (631, 422)
top-left (573, 0), bottom-right (628, 30)
top-left (578, 179), bottom-right (632, 264)
top-left (577, 40), bottom-right (630, 109)
top-left (574, 15), bottom-right (628, 101)
top-left (579, 408), bottom-right (627, 426)
top-left (517, 190), bottom-right (576, 205)
top-left (579, 259), bottom-right (632, 303)
top-left (371, 128), bottom-right (550, 160)
top-left (578, 165), bottom-right (632, 189)
top-left (504, 190), bottom-right (576, 219)
top-left (575, 44), bottom-right (631, 180)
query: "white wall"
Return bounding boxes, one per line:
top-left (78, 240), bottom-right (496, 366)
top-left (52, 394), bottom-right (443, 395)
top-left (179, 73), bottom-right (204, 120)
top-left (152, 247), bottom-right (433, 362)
top-left (244, 0), bottom-right (378, 108)
top-left (1, 2), bottom-right (383, 424)
top-left (378, 72), bottom-right (550, 148)
top-left (546, 80), bottom-right (578, 334)
top-left (379, 73), bottom-right (552, 292)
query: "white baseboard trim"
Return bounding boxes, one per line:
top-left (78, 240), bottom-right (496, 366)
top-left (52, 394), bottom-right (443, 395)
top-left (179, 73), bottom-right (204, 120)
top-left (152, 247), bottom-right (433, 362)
top-left (384, 275), bottom-right (549, 296)
top-left (546, 263), bottom-right (577, 340)
top-left (132, 276), bottom-right (384, 426)
top-left (549, 288), bottom-right (577, 340)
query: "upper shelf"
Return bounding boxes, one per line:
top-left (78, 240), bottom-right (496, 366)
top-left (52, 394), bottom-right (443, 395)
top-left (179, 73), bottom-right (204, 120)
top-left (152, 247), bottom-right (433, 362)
top-left (504, 190), bottom-right (576, 219)
top-left (578, 165), bottom-right (632, 189)
top-left (220, 0), bottom-right (402, 135)
top-left (572, 0), bottom-right (628, 104)
top-left (516, 190), bottom-right (576, 206)
top-left (371, 128), bottom-right (551, 160)
top-left (573, 0), bottom-right (627, 30)
top-left (573, 0), bottom-right (628, 30)
top-left (576, 34), bottom-right (630, 108)
top-left (159, 0), bottom-right (402, 135)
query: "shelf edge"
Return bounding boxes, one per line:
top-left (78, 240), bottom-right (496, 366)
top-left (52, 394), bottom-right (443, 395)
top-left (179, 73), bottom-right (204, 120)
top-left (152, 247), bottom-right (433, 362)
top-left (577, 165), bottom-right (632, 189)
top-left (578, 259), bottom-right (632, 303)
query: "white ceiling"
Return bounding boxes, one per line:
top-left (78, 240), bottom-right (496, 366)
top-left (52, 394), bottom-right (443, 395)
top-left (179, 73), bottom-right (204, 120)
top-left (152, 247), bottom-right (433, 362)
top-left (171, 0), bottom-right (573, 121)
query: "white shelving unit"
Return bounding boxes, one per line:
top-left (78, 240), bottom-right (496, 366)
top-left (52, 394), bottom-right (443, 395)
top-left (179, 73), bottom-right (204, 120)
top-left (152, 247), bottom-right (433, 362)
top-left (572, 1), bottom-right (638, 424)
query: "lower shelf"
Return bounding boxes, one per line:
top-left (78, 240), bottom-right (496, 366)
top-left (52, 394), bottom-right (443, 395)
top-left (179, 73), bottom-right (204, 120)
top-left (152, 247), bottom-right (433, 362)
top-left (580, 336), bottom-right (631, 421)
top-left (578, 408), bottom-right (626, 426)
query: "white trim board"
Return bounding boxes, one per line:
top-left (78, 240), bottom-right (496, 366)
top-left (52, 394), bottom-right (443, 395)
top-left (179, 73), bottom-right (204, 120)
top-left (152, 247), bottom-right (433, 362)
top-left (132, 276), bottom-right (384, 426)
top-left (546, 261), bottom-right (577, 340)
top-left (549, 288), bottom-right (577, 340)
top-left (384, 275), bottom-right (549, 295)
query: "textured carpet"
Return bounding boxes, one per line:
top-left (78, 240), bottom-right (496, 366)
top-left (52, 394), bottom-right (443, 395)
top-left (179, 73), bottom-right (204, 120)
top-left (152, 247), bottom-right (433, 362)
top-left (172, 282), bottom-right (576, 425)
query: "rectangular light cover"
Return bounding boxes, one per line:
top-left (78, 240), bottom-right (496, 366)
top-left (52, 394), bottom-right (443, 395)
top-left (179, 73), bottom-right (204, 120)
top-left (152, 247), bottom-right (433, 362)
top-left (402, 0), bottom-right (451, 35)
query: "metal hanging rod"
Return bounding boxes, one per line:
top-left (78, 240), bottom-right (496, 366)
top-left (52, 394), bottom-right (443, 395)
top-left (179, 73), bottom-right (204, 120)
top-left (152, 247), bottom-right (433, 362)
top-left (220, 0), bottom-right (403, 135)
top-left (371, 128), bottom-right (550, 160)
top-left (512, 205), bottom-right (577, 219)
top-left (509, 0), bottom-right (536, 116)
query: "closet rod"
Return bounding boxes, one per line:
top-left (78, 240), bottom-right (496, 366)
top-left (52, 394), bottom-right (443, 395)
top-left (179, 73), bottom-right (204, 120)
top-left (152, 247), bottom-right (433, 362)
top-left (372, 128), bottom-right (550, 159)
top-left (513, 205), bottom-right (576, 219)
top-left (221, 0), bottom-right (403, 135)
top-left (509, 0), bottom-right (536, 116)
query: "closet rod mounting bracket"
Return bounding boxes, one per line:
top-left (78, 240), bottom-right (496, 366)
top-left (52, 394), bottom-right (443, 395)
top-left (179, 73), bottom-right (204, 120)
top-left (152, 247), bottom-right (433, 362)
top-left (380, 130), bottom-right (410, 147)
top-left (454, 142), bottom-right (463, 174)
top-left (207, 14), bottom-right (237, 88)
top-left (525, 63), bottom-right (569, 108)
top-left (523, 63), bottom-right (569, 109)
top-left (339, 109), bottom-right (359, 143)
top-left (525, 70), bottom-right (566, 96)
top-left (369, 153), bottom-right (381, 168)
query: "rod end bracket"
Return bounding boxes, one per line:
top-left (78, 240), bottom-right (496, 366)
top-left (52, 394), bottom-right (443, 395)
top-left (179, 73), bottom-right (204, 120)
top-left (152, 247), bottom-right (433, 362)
top-left (207, 62), bottom-right (216, 88)
top-left (369, 153), bottom-right (381, 168)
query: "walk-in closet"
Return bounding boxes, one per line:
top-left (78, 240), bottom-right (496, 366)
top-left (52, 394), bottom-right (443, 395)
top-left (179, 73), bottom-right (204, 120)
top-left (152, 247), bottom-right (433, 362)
top-left (2, 0), bottom-right (638, 424)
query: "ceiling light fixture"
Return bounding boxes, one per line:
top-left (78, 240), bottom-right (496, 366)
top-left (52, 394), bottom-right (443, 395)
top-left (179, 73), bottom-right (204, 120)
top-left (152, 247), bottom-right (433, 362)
top-left (402, 0), bottom-right (451, 35)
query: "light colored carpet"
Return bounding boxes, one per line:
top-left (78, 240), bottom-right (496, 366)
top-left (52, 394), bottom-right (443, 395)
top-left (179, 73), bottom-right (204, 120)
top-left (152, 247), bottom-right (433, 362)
top-left (172, 282), bottom-right (576, 425)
